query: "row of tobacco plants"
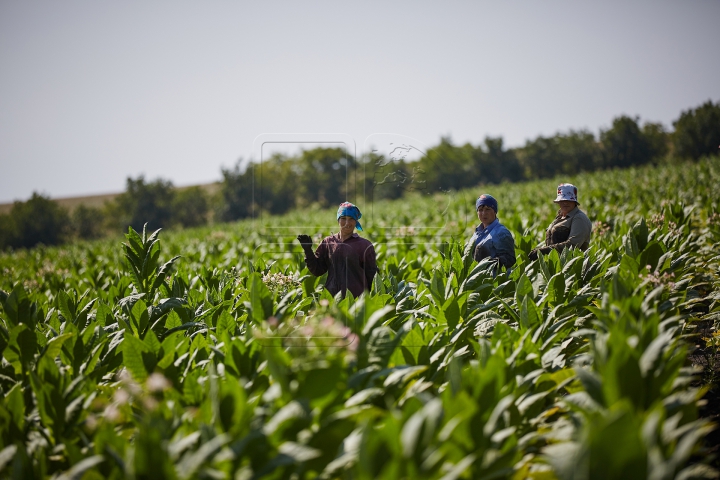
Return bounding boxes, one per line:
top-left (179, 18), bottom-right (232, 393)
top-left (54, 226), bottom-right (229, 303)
top-left (1, 156), bottom-right (719, 479)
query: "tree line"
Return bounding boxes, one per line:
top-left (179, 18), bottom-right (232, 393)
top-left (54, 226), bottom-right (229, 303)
top-left (1, 100), bottom-right (719, 250)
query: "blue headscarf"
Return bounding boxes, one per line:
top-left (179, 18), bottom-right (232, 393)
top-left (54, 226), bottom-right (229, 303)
top-left (337, 202), bottom-right (363, 231)
top-left (475, 194), bottom-right (498, 213)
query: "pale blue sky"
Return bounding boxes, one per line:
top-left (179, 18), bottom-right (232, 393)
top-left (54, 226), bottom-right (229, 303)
top-left (1, 1), bottom-right (718, 203)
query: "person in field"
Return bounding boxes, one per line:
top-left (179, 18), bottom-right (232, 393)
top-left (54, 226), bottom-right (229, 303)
top-left (529, 183), bottom-right (592, 261)
top-left (297, 202), bottom-right (377, 298)
top-left (466, 194), bottom-right (516, 269)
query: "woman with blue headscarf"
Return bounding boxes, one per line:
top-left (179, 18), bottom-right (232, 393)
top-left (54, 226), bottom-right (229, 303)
top-left (466, 194), bottom-right (516, 270)
top-left (297, 202), bottom-right (377, 298)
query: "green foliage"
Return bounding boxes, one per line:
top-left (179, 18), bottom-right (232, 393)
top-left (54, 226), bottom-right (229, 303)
top-left (0, 152), bottom-right (719, 479)
top-left (0, 101), bottom-right (707, 251)
top-left (0, 192), bottom-right (70, 249)
top-left (101, 176), bottom-right (213, 234)
top-left (122, 224), bottom-right (180, 302)
top-left (0, 214), bottom-right (15, 250)
top-left (294, 147), bottom-right (359, 208)
top-left (173, 186), bottom-right (210, 228)
top-left (600, 115), bottom-right (656, 169)
top-left (109, 175), bottom-right (175, 232)
top-left (217, 147), bottom-right (358, 221)
top-left (72, 204), bottom-right (106, 240)
top-left (419, 137), bottom-right (479, 192)
top-left (642, 121), bottom-right (670, 160)
top-left (406, 136), bottom-right (522, 194)
top-left (673, 100), bottom-right (720, 160)
top-left (517, 129), bottom-right (600, 179)
top-left (216, 160), bottom-right (254, 222)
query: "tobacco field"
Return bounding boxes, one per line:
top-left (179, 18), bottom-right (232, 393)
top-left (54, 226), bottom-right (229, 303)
top-left (1, 157), bottom-right (720, 479)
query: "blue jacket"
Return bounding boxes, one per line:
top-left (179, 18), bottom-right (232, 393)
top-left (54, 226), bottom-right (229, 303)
top-left (467, 219), bottom-right (516, 268)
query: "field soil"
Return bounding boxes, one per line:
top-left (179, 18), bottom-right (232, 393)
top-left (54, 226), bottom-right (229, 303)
top-left (0, 182), bottom-right (221, 214)
top-left (0, 192), bottom-right (122, 215)
top-left (690, 319), bottom-right (720, 468)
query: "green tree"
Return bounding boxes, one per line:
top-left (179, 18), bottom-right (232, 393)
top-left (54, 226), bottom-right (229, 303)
top-left (109, 176), bottom-right (175, 231)
top-left (600, 115), bottom-right (653, 169)
top-left (294, 147), bottom-right (358, 208)
top-left (4, 193), bottom-right (69, 248)
top-left (672, 100), bottom-right (720, 160)
top-left (516, 136), bottom-right (562, 180)
top-left (0, 214), bottom-right (16, 249)
top-left (515, 130), bottom-right (600, 180)
top-left (256, 153), bottom-right (298, 214)
top-left (480, 136), bottom-right (523, 183)
top-left (361, 152), bottom-right (414, 202)
top-left (172, 186), bottom-right (210, 228)
top-left (72, 204), bottom-right (106, 240)
top-left (217, 160), bottom-right (254, 222)
top-left (418, 137), bottom-right (478, 192)
top-left (555, 130), bottom-right (600, 174)
top-left (642, 122), bottom-right (670, 161)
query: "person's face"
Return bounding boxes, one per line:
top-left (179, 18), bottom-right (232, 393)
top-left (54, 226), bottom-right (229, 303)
top-left (477, 205), bottom-right (496, 227)
top-left (557, 200), bottom-right (576, 216)
top-left (338, 216), bottom-right (356, 235)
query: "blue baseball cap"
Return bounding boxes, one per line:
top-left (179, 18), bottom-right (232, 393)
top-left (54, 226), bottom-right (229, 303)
top-left (475, 194), bottom-right (498, 213)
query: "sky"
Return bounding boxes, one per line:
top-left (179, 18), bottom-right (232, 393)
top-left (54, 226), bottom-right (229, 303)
top-left (1, 1), bottom-right (719, 204)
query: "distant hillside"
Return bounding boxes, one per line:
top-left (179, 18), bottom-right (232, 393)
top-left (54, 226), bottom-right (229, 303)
top-left (0, 182), bottom-right (221, 215)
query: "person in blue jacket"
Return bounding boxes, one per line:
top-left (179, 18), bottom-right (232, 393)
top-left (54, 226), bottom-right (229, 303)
top-left (467, 194), bottom-right (516, 269)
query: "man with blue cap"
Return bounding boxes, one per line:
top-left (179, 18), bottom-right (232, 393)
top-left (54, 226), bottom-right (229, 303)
top-left (466, 194), bottom-right (516, 269)
top-left (297, 202), bottom-right (377, 298)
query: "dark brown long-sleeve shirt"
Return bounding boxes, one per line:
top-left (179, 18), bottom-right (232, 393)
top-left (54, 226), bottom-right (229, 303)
top-left (304, 233), bottom-right (378, 298)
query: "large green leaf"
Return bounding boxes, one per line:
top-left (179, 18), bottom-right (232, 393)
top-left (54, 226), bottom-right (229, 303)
top-left (1, 284), bottom-right (38, 329)
top-left (215, 309), bottom-right (235, 337)
top-left (248, 272), bottom-right (273, 323)
top-left (296, 364), bottom-right (343, 401)
top-left (29, 370), bottom-right (65, 443)
top-left (130, 298), bottom-right (150, 338)
top-left (4, 382), bottom-right (25, 433)
top-left (122, 332), bottom-right (152, 381)
top-left (638, 240), bottom-right (666, 272)
top-left (514, 274), bottom-right (534, 307)
top-left (631, 217), bottom-right (649, 251)
top-left (176, 434), bottom-right (230, 480)
top-left (442, 296), bottom-right (460, 330)
top-left (519, 297), bottom-right (541, 330)
top-left (545, 272), bottom-right (566, 306)
top-left (40, 332), bottom-right (74, 362)
top-left (4, 324), bottom-right (37, 373)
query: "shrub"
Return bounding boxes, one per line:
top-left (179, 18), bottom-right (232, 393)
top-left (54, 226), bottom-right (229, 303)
top-left (3, 193), bottom-right (69, 248)
top-left (172, 186), bottom-right (209, 228)
top-left (72, 204), bottom-right (106, 240)
top-left (109, 176), bottom-right (175, 232)
top-left (673, 100), bottom-right (720, 160)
